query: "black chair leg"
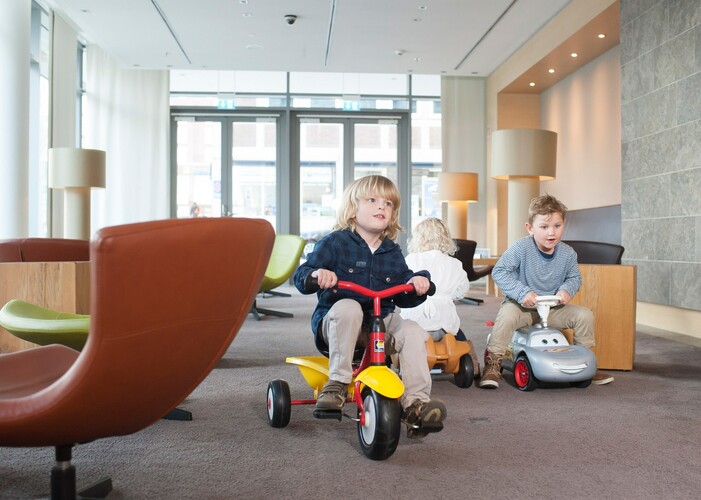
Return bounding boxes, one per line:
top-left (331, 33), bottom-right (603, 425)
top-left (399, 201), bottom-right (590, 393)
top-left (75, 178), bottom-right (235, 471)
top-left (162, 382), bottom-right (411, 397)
top-left (251, 306), bottom-right (293, 319)
top-left (250, 302), bottom-right (262, 321)
top-left (52, 445), bottom-right (112, 500)
top-left (249, 300), bottom-right (293, 319)
top-left (460, 296), bottom-right (484, 306)
top-left (78, 477), bottom-right (113, 499)
top-left (162, 407), bottom-right (193, 421)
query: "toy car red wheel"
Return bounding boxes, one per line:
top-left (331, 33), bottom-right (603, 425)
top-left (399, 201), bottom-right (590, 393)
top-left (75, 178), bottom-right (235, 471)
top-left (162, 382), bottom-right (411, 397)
top-left (514, 356), bottom-right (538, 391)
top-left (267, 379), bottom-right (291, 427)
top-left (357, 387), bottom-right (401, 460)
top-left (454, 354), bottom-right (474, 388)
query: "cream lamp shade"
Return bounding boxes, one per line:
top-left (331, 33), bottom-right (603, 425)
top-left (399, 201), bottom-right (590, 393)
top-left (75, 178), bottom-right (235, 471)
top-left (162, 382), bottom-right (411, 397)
top-left (491, 128), bottom-right (557, 245)
top-left (437, 172), bottom-right (478, 240)
top-left (49, 148), bottom-right (106, 240)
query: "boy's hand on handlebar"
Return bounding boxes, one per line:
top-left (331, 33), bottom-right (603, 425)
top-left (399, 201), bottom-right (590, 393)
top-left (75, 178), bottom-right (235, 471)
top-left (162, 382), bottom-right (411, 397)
top-left (408, 276), bottom-right (430, 296)
top-left (311, 269), bottom-right (338, 289)
top-left (521, 291), bottom-right (538, 308)
top-left (556, 290), bottom-right (571, 304)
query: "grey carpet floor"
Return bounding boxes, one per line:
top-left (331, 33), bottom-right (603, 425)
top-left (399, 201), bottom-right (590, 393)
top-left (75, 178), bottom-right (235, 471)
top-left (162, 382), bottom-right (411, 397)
top-left (2, 285), bottom-right (700, 499)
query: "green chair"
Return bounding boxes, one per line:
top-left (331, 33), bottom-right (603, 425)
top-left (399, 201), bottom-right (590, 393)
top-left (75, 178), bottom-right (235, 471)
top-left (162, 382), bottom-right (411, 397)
top-left (250, 234), bottom-right (305, 320)
top-left (0, 300), bottom-right (89, 351)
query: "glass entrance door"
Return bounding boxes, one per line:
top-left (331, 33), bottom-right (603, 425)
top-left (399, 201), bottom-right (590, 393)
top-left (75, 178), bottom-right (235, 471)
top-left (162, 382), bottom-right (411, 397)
top-left (173, 115), bottom-right (279, 226)
top-left (297, 116), bottom-right (400, 254)
top-left (174, 118), bottom-right (223, 218)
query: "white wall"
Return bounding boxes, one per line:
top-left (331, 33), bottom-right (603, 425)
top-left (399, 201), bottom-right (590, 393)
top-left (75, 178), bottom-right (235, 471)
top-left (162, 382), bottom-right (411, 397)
top-left (540, 46), bottom-right (621, 210)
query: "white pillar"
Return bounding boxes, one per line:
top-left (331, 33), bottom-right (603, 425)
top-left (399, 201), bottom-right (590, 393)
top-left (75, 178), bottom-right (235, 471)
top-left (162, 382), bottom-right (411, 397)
top-left (0, 0), bottom-right (31, 238)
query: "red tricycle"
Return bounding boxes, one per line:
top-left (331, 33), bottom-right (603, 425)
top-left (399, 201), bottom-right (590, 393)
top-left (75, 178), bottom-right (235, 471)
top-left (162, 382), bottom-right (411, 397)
top-left (266, 279), bottom-right (439, 460)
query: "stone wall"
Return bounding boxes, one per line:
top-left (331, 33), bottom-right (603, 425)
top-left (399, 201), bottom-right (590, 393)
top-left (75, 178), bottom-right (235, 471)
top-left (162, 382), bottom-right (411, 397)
top-left (620, 0), bottom-right (701, 311)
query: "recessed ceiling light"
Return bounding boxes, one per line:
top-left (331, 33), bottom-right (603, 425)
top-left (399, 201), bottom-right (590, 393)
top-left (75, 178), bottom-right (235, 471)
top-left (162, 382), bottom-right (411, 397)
top-left (239, 0), bottom-right (248, 4)
top-left (80, 9), bottom-right (90, 13)
top-left (571, 52), bottom-right (578, 58)
top-left (413, 18), bottom-right (422, 22)
top-left (242, 12), bottom-right (252, 17)
top-left (414, 57), bottom-right (421, 62)
top-left (598, 33), bottom-right (606, 39)
top-left (246, 44), bottom-right (263, 50)
top-left (529, 82), bottom-right (535, 87)
top-left (548, 68), bottom-right (555, 73)
top-left (418, 5), bottom-right (428, 10)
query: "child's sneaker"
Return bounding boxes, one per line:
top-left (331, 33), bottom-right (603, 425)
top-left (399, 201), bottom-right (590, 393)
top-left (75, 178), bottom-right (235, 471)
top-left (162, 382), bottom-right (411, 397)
top-left (315, 380), bottom-right (348, 411)
top-left (402, 399), bottom-right (446, 438)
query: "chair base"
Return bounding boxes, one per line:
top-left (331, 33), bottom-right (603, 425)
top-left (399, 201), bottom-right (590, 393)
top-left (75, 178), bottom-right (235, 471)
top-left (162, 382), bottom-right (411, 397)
top-left (162, 407), bottom-right (193, 421)
top-left (261, 290), bottom-right (291, 298)
top-left (249, 300), bottom-right (294, 321)
top-left (460, 296), bottom-right (484, 306)
top-left (51, 445), bottom-right (112, 500)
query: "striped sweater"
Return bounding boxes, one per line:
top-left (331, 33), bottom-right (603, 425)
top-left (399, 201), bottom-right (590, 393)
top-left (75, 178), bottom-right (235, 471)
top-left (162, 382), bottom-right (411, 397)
top-left (492, 236), bottom-right (582, 304)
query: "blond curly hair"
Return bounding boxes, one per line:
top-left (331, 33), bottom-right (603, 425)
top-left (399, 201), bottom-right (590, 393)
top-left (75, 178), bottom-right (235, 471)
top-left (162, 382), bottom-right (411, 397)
top-left (407, 217), bottom-right (458, 255)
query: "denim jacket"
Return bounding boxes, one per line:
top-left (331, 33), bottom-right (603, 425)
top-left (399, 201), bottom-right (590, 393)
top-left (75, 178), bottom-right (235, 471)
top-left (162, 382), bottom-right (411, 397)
top-left (293, 228), bottom-right (430, 338)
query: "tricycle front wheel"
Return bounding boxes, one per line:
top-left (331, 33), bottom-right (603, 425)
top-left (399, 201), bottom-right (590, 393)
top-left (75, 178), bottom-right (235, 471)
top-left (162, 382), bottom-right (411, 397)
top-left (357, 387), bottom-right (401, 460)
top-left (267, 379), bottom-right (291, 428)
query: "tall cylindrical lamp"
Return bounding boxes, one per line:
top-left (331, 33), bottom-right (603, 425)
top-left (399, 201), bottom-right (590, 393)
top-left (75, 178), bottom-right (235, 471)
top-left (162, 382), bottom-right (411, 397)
top-left (492, 129), bottom-right (557, 245)
top-left (438, 172), bottom-right (478, 240)
top-left (49, 148), bottom-right (106, 240)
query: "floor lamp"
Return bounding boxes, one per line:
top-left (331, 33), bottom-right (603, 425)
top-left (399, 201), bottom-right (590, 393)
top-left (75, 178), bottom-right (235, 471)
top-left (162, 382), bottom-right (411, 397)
top-left (491, 129), bottom-right (557, 245)
top-left (49, 148), bottom-right (106, 240)
top-left (437, 172), bottom-right (478, 240)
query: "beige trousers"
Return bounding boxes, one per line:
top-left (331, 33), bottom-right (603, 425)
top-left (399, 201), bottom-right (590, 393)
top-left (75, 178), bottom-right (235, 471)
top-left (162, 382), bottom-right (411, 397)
top-left (321, 298), bottom-right (432, 410)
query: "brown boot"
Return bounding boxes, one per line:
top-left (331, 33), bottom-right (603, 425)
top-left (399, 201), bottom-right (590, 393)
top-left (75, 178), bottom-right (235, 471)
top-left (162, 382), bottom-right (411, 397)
top-left (478, 351), bottom-right (502, 389)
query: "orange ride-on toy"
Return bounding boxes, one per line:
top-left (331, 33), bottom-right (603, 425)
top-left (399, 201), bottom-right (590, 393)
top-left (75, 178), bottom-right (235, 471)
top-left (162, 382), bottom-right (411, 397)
top-left (426, 335), bottom-right (480, 388)
top-left (266, 279), bottom-right (438, 460)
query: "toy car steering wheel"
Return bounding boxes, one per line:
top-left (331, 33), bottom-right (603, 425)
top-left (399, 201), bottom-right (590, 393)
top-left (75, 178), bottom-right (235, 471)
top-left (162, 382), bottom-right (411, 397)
top-left (535, 295), bottom-right (561, 307)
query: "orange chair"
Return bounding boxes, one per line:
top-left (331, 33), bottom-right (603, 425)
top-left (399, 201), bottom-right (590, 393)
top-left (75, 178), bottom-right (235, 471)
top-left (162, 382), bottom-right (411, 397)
top-left (0, 217), bottom-right (274, 499)
top-left (0, 237), bottom-right (89, 262)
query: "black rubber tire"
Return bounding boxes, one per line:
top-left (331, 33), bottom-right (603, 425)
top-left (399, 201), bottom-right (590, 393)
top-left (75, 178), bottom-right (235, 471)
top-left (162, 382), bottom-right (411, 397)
top-left (571, 378), bottom-right (593, 388)
top-left (267, 379), bottom-right (291, 428)
top-left (513, 356), bottom-right (538, 391)
top-left (454, 353), bottom-right (475, 388)
top-left (357, 387), bottom-right (401, 460)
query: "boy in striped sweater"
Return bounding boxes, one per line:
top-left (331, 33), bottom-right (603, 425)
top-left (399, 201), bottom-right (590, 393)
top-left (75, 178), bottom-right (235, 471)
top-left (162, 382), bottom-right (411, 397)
top-left (479, 194), bottom-right (613, 388)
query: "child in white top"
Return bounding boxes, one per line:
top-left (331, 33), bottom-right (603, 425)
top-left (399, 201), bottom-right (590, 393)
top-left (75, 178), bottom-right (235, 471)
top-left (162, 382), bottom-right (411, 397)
top-left (400, 218), bottom-right (470, 342)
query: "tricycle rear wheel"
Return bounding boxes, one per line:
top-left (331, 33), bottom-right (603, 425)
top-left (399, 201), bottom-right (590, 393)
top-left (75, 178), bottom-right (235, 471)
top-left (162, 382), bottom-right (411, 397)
top-left (267, 379), bottom-right (291, 427)
top-left (357, 387), bottom-right (401, 460)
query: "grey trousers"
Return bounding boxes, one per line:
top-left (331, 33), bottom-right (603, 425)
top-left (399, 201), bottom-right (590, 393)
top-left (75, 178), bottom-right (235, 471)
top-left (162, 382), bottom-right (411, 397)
top-left (486, 298), bottom-right (595, 356)
top-left (321, 298), bottom-right (432, 410)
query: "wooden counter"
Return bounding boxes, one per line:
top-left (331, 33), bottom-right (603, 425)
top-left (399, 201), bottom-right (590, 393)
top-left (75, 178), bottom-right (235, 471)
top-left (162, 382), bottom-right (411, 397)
top-left (568, 264), bottom-right (637, 371)
top-left (0, 261), bottom-right (90, 353)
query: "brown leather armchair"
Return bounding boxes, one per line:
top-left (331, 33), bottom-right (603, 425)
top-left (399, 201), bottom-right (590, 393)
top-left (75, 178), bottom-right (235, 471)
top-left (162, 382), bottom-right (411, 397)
top-left (0, 217), bottom-right (274, 499)
top-left (0, 237), bottom-right (89, 262)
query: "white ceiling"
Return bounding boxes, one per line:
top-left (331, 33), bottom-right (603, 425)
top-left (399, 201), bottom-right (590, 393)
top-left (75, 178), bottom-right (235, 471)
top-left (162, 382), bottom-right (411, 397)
top-left (46, 0), bottom-right (571, 76)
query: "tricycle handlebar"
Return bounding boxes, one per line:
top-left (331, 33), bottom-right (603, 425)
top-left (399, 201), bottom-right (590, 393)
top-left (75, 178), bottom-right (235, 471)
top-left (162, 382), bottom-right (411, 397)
top-left (304, 275), bottom-right (435, 298)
